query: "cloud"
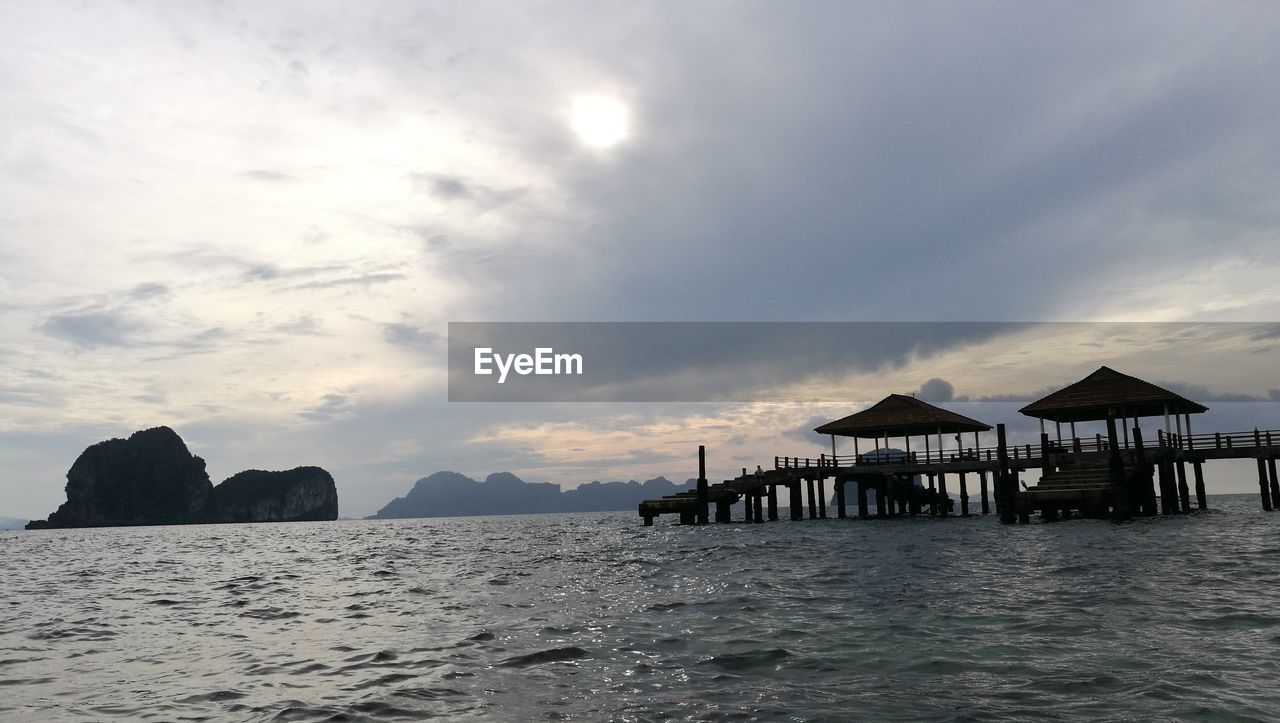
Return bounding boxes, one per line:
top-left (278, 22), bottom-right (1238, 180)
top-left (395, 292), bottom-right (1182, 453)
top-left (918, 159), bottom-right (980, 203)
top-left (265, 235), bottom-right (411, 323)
top-left (272, 315), bottom-right (327, 336)
top-left (237, 169), bottom-right (294, 182)
top-left (917, 378), bottom-right (954, 402)
top-left (39, 311), bottom-right (145, 349)
top-left (288, 273), bottom-right (407, 291)
top-left (297, 393), bottom-right (352, 421)
top-left (383, 322), bottom-right (440, 349)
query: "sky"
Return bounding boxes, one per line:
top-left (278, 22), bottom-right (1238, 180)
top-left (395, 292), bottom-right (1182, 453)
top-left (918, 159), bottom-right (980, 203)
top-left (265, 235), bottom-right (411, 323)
top-left (2, 1), bottom-right (1280, 519)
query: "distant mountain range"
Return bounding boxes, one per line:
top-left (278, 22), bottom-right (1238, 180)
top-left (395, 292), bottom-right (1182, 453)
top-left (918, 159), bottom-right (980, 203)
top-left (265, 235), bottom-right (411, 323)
top-left (0, 516), bottom-right (28, 531)
top-left (370, 472), bottom-right (697, 519)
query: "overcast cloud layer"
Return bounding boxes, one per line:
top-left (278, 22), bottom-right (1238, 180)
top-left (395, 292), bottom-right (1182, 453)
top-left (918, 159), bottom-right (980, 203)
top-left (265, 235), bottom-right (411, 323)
top-left (3, 1), bottom-right (1280, 518)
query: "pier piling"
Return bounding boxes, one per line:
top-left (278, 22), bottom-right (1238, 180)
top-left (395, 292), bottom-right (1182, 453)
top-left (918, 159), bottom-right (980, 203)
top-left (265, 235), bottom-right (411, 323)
top-left (790, 482), bottom-right (804, 521)
top-left (836, 480), bottom-right (847, 518)
top-left (696, 445), bottom-right (709, 525)
top-left (979, 471), bottom-right (990, 514)
top-left (959, 472), bottom-right (969, 516)
top-left (817, 477), bottom-right (828, 518)
top-left (1269, 458), bottom-right (1280, 512)
top-left (1176, 461), bottom-right (1191, 514)
top-left (857, 481), bottom-right (869, 518)
top-left (1192, 462), bottom-right (1206, 510)
top-left (806, 477), bottom-right (817, 519)
top-left (1257, 458), bottom-right (1273, 511)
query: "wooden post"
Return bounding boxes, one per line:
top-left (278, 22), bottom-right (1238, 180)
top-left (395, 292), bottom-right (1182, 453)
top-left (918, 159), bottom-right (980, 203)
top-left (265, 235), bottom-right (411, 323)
top-left (1158, 462), bottom-right (1175, 515)
top-left (938, 472), bottom-right (949, 518)
top-left (885, 475), bottom-right (896, 518)
top-left (696, 447), bottom-right (710, 524)
top-left (790, 482), bottom-right (804, 521)
top-left (767, 483), bottom-right (779, 521)
top-left (959, 472), bottom-right (969, 516)
top-left (753, 493), bottom-right (764, 523)
top-left (806, 477), bottom-right (817, 519)
top-left (1176, 462), bottom-right (1191, 514)
top-left (857, 480), bottom-right (869, 518)
top-left (1040, 432), bottom-right (1053, 482)
top-left (1132, 426), bottom-right (1156, 516)
top-left (1269, 458), bottom-right (1280, 512)
top-left (927, 473), bottom-right (938, 516)
top-left (997, 423), bottom-right (1015, 524)
top-left (836, 480), bottom-right (847, 518)
top-left (817, 477), bottom-right (828, 518)
top-left (716, 499), bottom-right (732, 523)
top-left (979, 471), bottom-right (990, 514)
top-left (681, 510), bottom-right (696, 525)
top-left (1258, 458), bottom-right (1273, 512)
top-left (642, 514), bottom-right (654, 526)
top-left (875, 478), bottom-right (886, 518)
top-left (1105, 415), bottom-right (1130, 520)
top-left (1193, 462), bottom-right (1206, 510)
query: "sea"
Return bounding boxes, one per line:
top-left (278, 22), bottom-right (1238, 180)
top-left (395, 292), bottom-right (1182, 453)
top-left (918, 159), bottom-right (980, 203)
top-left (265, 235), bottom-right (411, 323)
top-left (3, 494), bottom-right (1279, 721)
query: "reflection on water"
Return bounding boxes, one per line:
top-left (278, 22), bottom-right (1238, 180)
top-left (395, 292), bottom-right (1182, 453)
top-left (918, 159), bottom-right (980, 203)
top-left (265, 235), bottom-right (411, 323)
top-left (3, 495), bottom-right (1279, 720)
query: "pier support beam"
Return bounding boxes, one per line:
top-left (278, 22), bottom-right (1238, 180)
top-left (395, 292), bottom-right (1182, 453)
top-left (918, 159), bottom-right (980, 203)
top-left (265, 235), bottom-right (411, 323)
top-left (1269, 458), bottom-right (1280, 512)
top-left (959, 472), bottom-right (969, 516)
top-left (642, 514), bottom-right (654, 526)
top-left (680, 510), bottom-right (696, 525)
top-left (696, 445), bottom-right (709, 525)
top-left (789, 482), bottom-right (803, 521)
top-left (938, 472), bottom-right (949, 518)
top-left (817, 478), bottom-right (827, 519)
top-left (857, 481), bottom-right (869, 519)
top-left (767, 484), bottom-right (779, 521)
top-left (979, 472), bottom-right (990, 514)
top-left (927, 474), bottom-right (938, 517)
top-left (875, 479), bottom-right (887, 518)
top-left (1158, 462), bottom-right (1176, 515)
top-left (715, 499), bottom-right (732, 524)
top-left (1257, 458), bottom-right (1273, 512)
top-left (1176, 461), bottom-right (1191, 514)
top-left (997, 423), bottom-right (1016, 525)
top-left (806, 477), bottom-right (817, 519)
top-left (1193, 462), bottom-right (1206, 511)
top-left (753, 493), bottom-right (764, 523)
top-left (836, 480), bottom-right (847, 518)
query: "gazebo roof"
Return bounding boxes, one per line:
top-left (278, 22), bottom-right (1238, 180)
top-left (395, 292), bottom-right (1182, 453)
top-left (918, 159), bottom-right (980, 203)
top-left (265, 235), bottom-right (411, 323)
top-left (814, 394), bottom-right (992, 439)
top-left (1019, 366), bottom-right (1208, 423)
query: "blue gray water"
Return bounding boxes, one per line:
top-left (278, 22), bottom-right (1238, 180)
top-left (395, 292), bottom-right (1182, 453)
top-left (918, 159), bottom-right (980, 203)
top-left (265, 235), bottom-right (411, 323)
top-left (3, 494), bottom-right (1280, 721)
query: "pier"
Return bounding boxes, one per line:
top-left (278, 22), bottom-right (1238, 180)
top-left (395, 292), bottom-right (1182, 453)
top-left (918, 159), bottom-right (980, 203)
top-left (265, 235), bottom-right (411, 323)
top-left (639, 367), bottom-right (1280, 525)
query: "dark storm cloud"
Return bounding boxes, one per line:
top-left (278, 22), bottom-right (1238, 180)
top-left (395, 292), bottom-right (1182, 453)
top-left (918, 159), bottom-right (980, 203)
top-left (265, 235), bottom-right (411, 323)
top-left (457, 3), bottom-right (1280, 325)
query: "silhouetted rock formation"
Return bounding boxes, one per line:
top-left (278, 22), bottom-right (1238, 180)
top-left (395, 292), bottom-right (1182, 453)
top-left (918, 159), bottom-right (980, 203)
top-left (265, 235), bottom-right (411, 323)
top-left (211, 467), bottom-right (338, 523)
top-left (27, 427), bottom-right (213, 529)
top-left (370, 471), bottom-right (695, 519)
top-left (25, 426), bottom-right (338, 529)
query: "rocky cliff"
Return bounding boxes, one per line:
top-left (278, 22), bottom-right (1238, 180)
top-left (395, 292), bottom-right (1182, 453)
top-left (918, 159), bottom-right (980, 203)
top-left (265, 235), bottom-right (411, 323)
top-left (25, 427), bottom-right (338, 529)
top-left (28, 426), bottom-right (213, 528)
top-left (210, 467), bottom-right (338, 523)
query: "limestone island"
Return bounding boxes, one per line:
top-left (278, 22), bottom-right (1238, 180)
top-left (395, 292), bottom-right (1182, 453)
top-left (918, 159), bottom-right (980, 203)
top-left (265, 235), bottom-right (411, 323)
top-left (25, 426), bottom-right (338, 529)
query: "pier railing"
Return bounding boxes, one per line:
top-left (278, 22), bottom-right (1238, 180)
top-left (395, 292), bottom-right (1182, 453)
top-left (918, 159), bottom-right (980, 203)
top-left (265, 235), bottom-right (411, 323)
top-left (773, 428), bottom-right (1280, 471)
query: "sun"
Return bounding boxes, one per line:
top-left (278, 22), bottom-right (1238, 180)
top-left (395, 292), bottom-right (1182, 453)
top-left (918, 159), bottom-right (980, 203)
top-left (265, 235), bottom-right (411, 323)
top-left (570, 94), bottom-right (629, 148)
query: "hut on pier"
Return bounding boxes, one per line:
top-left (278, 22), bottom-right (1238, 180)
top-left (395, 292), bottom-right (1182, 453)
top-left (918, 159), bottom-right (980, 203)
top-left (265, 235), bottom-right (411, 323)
top-left (1018, 366), bottom-right (1208, 448)
top-left (1017, 365), bottom-right (1210, 518)
top-left (814, 394), bottom-right (992, 517)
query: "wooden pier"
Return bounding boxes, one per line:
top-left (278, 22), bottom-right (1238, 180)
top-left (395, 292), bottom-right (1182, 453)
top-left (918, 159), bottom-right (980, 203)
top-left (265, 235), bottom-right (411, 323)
top-left (639, 367), bottom-right (1280, 525)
